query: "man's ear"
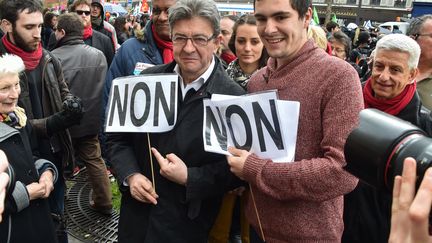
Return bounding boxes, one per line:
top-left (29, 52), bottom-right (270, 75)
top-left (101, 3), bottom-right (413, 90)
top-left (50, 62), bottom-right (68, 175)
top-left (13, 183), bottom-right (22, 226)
top-left (1, 19), bottom-right (12, 33)
top-left (409, 67), bottom-right (419, 84)
top-left (213, 34), bottom-right (222, 52)
top-left (56, 28), bottom-right (66, 40)
top-left (303, 7), bottom-right (312, 28)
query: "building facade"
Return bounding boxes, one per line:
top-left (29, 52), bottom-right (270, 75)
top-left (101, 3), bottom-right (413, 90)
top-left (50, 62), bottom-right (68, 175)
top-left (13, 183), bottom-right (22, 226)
top-left (213, 0), bottom-right (425, 24)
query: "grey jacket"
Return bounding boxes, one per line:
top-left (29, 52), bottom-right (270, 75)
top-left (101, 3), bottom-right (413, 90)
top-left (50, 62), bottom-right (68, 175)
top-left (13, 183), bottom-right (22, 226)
top-left (52, 36), bottom-right (107, 138)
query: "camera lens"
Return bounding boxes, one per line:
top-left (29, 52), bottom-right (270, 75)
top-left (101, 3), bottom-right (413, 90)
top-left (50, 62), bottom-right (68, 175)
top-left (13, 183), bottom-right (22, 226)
top-left (386, 135), bottom-right (432, 191)
top-left (344, 109), bottom-right (432, 192)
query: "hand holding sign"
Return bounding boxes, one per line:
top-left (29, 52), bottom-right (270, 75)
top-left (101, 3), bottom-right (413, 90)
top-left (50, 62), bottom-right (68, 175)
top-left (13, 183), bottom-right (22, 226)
top-left (151, 148), bottom-right (188, 185)
top-left (105, 74), bottom-right (178, 133)
top-left (127, 173), bottom-right (158, 205)
top-left (204, 91), bottom-right (299, 162)
top-left (227, 147), bottom-right (251, 180)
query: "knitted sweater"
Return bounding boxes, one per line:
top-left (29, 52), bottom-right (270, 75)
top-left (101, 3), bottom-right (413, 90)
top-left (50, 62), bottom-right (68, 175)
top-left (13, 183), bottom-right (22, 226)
top-left (245, 40), bottom-right (364, 243)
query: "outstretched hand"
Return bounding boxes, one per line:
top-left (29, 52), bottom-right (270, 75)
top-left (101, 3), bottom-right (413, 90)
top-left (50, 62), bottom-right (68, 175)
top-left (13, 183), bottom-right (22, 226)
top-left (389, 157), bottom-right (432, 243)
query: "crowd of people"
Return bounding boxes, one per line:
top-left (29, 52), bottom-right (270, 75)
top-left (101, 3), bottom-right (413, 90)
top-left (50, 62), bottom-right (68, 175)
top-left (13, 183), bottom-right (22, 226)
top-left (0, 0), bottom-right (432, 242)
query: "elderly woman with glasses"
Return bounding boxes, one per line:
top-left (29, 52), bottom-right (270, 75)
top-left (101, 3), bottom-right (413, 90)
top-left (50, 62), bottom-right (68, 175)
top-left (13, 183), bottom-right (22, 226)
top-left (0, 54), bottom-right (58, 243)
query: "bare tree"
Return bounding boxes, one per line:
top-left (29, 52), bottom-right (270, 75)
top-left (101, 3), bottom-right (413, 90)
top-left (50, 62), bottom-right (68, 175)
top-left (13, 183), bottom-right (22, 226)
top-left (325, 0), bottom-right (333, 25)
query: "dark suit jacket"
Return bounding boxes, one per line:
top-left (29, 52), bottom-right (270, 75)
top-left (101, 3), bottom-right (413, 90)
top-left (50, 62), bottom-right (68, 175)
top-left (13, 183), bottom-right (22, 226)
top-left (106, 57), bottom-right (245, 243)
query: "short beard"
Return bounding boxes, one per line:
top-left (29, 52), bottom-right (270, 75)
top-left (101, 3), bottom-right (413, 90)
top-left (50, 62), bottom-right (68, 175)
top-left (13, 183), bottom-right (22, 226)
top-left (12, 28), bottom-right (39, 52)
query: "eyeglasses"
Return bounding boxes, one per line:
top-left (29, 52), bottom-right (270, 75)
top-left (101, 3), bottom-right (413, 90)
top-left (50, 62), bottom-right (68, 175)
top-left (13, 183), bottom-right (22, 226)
top-left (414, 33), bottom-right (432, 39)
top-left (76, 10), bottom-right (91, 16)
top-left (172, 35), bottom-right (215, 47)
top-left (152, 7), bottom-right (169, 16)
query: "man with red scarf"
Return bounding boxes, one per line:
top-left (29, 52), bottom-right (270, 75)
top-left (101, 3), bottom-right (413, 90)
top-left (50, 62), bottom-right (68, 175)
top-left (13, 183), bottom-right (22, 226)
top-left (0, 0), bottom-right (84, 242)
top-left (218, 15), bottom-right (238, 68)
top-left (343, 34), bottom-right (432, 243)
top-left (104, 0), bottom-right (175, 100)
top-left (69, 0), bottom-right (114, 66)
top-left (101, 0), bottom-right (176, 156)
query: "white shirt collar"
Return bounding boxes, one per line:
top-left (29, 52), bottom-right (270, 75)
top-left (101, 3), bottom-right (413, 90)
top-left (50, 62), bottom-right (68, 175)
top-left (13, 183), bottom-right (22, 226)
top-left (174, 56), bottom-right (216, 100)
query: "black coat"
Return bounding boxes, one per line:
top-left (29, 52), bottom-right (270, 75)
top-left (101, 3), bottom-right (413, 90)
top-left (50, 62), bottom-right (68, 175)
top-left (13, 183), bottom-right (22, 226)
top-left (106, 57), bottom-right (245, 243)
top-left (84, 30), bottom-right (114, 67)
top-left (0, 123), bottom-right (57, 243)
top-left (342, 91), bottom-right (432, 243)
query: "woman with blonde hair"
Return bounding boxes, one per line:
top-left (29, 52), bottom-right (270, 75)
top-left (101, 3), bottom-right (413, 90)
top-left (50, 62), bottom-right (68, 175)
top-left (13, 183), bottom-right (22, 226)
top-left (308, 25), bottom-right (332, 54)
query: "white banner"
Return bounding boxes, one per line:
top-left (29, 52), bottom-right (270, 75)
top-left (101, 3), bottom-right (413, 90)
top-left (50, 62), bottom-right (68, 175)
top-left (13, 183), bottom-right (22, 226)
top-left (105, 74), bottom-right (179, 133)
top-left (203, 91), bottom-right (300, 162)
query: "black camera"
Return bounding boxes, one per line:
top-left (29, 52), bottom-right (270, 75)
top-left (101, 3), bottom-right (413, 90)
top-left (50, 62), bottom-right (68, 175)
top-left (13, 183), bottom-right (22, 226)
top-left (62, 96), bottom-right (83, 115)
top-left (344, 109), bottom-right (432, 192)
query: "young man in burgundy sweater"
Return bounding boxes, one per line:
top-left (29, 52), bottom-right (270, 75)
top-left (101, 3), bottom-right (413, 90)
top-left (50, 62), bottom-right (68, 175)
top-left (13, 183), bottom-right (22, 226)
top-left (227, 0), bottom-right (364, 242)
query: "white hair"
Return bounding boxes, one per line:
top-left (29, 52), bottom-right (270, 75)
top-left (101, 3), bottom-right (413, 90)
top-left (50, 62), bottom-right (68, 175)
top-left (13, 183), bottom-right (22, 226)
top-left (374, 34), bottom-right (421, 69)
top-left (0, 54), bottom-right (25, 76)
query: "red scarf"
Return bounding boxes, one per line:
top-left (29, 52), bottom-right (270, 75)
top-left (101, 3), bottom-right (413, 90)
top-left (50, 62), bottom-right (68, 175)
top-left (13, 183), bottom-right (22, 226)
top-left (363, 77), bottom-right (416, 115)
top-left (220, 51), bottom-right (237, 64)
top-left (2, 35), bottom-right (42, 71)
top-left (83, 25), bottom-right (93, 40)
top-left (326, 42), bottom-right (332, 55)
top-left (151, 24), bottom-right (173, 64)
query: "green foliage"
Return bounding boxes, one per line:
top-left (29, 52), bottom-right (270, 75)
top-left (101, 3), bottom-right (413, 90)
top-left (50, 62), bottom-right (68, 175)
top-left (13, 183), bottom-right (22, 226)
top-left (110, 179), bottom-right (121, 213)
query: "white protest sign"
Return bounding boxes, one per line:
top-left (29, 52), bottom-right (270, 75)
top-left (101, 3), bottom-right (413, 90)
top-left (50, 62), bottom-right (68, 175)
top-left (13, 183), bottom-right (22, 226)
top-left (203, 91), bottom-right (300, 162)
top-left (105, 74), bottom-right (178, 133)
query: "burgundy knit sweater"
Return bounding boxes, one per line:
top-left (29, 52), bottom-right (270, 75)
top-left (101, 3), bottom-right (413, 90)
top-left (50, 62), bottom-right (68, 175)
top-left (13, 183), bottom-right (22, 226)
top-left (244, 40), bottom-right (364, 242)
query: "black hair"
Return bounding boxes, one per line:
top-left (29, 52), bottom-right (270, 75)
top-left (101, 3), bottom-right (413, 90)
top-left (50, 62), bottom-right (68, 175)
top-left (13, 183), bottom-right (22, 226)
top-left (44, 12), bottom-right (57, 28)
top-left (0, 0), bottom-right (43, 26)
top-left (325, 21), bottom-right (339, 32)
top-left (328, 31), bottom-right (352, 59)
top-left (69, 0), bottom-right (91, 13)
top-left (113, 16), bottom-right (127, 32)
top-left (222, 14), bottom-right (239, 23)
top-left (254, 0), bottom-right (311, 19)
top-left (57, 12), bottom-right (84, 37)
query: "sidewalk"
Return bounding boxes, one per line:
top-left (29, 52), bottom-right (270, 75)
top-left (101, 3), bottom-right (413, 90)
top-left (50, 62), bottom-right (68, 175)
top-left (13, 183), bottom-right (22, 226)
top-left (69, 234), bottom-right (86, 243)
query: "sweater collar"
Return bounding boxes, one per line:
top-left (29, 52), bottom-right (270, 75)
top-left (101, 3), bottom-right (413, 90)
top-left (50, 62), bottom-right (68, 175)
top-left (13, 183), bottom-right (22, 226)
top-left (267, 39), bottom-right (316, 73)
